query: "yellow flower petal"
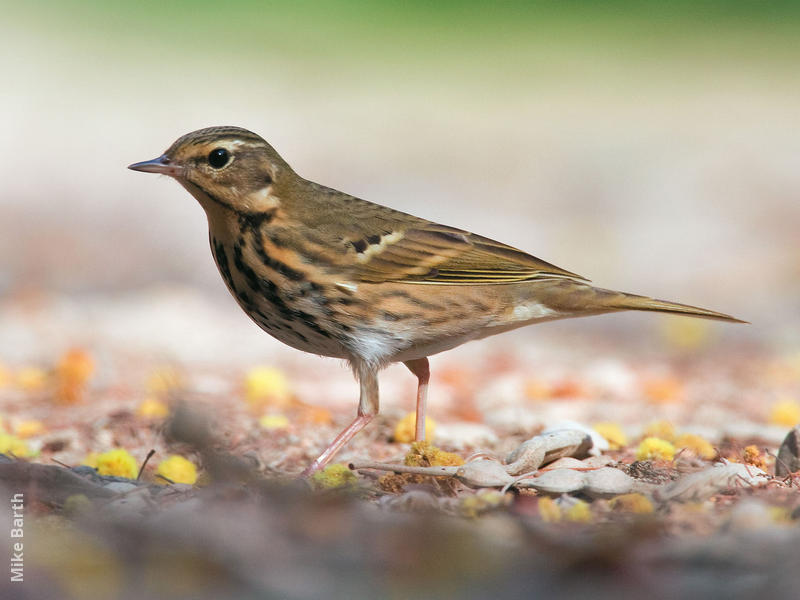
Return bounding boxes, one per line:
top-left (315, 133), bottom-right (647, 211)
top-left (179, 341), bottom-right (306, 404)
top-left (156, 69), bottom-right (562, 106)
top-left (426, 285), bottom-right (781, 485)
top-left (636, 437), bottom-right (675, 461)
top-left (0, 364), bottom-right (12, 388)
top-left (675, 433), bottom-right (716, 460)
top-left (17, 367), bottom-right (48, 391)
top-left (593, 422), bottom-right (627, 450)
top-left (310, 463), bottom-right (357, 490)
top-left (259, 414), bottom-right (290, 429)
top-left (136, 398), bottom-right (170, 419)
top-left (393, 412), bottom-right (435, 443)
top-left (15, 420), bottom-right (45, 438)
top-left (565, 499), bottom-right (592, 523)
top-left (768, 398), bottom-right (800, 427)
top-left (146, 367), bottom-right (184, 395)
top-left (538, 496), bottom-right (562, 523)
top-left (95, 449), bottom-right (138, 479)
top-left (609, 493), bottom-right (654, 514)
top-left (0, 434), bottom-right (31, 457)
top-left (156, 455), bottom-right (198, 485)
top-left (660, 315), bottom-right (713, 351)
top-left (404, 441), bottom-right (462, 467)
top-left (244, 366), bottom-right (292, 408)
top-left (643, 421), bottom-right (676, 442)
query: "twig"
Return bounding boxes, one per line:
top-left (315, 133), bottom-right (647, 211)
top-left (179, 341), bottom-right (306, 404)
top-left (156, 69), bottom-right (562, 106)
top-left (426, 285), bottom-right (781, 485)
top-left (349, 461), bottom-right (458, 477)
top-left (137, 449), bottom-right (156, 481)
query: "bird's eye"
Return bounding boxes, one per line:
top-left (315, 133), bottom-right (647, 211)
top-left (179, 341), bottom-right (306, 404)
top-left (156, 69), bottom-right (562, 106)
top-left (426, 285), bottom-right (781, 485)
top-left (208, 148), bottom-right (230, 169)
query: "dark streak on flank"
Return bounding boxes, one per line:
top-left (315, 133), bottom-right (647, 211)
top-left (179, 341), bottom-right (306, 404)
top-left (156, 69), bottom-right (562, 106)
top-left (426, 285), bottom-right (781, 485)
top-left (232, 242), bottom-right (262, 293)
top-left (211, 237), bottom-right (235, 291)
top-left (366, 234), bottom-right (381, 245)
top-left (252, 229), bottom-right (306, 282)
top-left (238, 209), bottom-right (276, 231)
top-left (382, 289), bottom-right (443, 311)
top-left (352, 239), bottom-right (367, 253)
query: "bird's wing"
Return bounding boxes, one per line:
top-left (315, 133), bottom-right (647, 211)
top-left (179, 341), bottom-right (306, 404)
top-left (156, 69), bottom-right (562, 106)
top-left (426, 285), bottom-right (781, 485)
top-left (344, 221), bottom-right (587, 285)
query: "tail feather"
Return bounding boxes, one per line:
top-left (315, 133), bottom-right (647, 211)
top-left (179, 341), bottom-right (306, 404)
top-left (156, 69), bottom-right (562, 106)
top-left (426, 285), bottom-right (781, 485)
top-left (604, 290), bottom-right (746, 323)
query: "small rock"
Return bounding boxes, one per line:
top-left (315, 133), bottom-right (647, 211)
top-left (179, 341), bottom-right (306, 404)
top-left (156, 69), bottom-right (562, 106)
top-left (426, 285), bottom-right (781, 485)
top-left (456, 459), bottom-right (515, 488)
top-left (102, 487), bottom-right (152, 516)
top-left (584, 467), bottom-right (634, 498)
top-left (104, 481), bottom-right (139, 494)
top-left (505, 429), bottom-right (593, 475)
top-left (544, 421), bottom-right (609, 455)
top-left (776, 426), bottom-right (800, 477)
top-left (519, 469), bottom-right (586, 494)
top-left (543, 457), bottom-right (586, 470)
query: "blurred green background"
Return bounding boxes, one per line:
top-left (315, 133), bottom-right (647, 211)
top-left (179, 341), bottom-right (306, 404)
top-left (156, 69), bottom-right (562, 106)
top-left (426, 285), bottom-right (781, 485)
top-left (1, 1), bottom-right (799, 356)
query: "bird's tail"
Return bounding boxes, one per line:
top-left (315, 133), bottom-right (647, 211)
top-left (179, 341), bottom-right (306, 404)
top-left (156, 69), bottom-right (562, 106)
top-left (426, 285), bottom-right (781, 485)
top-left (531, 280), bottom-right (746, 324)
top-left (595, 288), bottom-right (746, 323)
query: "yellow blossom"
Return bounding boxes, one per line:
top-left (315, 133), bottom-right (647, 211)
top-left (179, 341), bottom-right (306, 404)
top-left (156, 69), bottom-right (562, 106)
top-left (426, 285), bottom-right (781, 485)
top-left (17, 367), bottom-right (47, 391)
top-left (136, 397), bottom-right (170, 419)
top-left (742, 445), bottom-right (768, 470)
top-left (146, 367), bottom-right (184, 395)
top-left (609, 493), bottom-right (655, 514)
top-left (642, 377), bottom-right (684, 404)
top-left (83, 452), bottom-right (99, 468)
top-left (768, 506), bottom-right (792, 523)
top-left (636, 437), bottom-right (675, 461)
top-left (538, 496), bottom-right (562, 523)
top-left (459, 490), bottom-right (510, 518)
top-left (244, 366), bottom-right (292, 408)
top-left (768, 398), bottom-right (800, 427)
top-left (393, 412), bottom-right (436, 443)
top-left (565, 499), bottom-right (592, 523)
top-left (63, 494), bottom-right (93, 516)
top-left (259, 414), bottom-right (290, 429)
top-left (94, 449), bottom-right (138, 479)
top-left (593, 422), bottom-right (627, 450)
top-left (643, 421), bottom-right (676, 442)
top-left (675, 433), bottom-right (716, 460)
top-left (660, 316), bottom-right (713, 351)
top-left (0, 363), bottom-right (12, 388)
top-left (156, 455), bottom-right (198, 485)
top-left (15, 420), bottom-right (45, 438)
top-left (0, 434), bottom-right (31, 457)
top-left (311, 463), bottom-right (357, 490)
top-left (404, 441), bottom-right (463, 467)
top-left (55, 348), bottom-right (94, 404)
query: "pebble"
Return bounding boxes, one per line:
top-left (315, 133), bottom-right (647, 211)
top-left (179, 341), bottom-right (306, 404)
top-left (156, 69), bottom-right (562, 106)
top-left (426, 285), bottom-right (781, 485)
top-left (583, 467), bottom-right (634, 497)
top-left (519, 469), bottom-right (586, 494)
top-left (104, 481), bottom-right (139, 494)
top-left (456, 459), bottom-right (515, 488)
top-left (517, 466), bottom-right (635, 497)
top-left (544, 420), bottom-right (609, 454)
top-left (776, 426), bottom-right (800, 477)
top-left (505, 429), bottom-right (593, 475)
top-left (103, 487), bottom-right (152, 516)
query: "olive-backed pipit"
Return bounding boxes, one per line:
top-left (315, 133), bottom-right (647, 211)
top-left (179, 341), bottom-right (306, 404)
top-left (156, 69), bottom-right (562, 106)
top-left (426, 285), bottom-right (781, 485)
top-left (129, 126), bottom-right (743, 476)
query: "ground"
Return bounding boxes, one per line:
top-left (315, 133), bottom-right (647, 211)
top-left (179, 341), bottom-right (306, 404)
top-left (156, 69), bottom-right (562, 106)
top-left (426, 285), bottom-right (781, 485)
top-left (0, 287), bottom-right (797, 599)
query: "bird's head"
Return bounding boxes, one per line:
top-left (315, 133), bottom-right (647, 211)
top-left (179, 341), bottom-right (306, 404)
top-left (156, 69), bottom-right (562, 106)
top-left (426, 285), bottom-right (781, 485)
top-left (129, 126), bottom-right (292, 214)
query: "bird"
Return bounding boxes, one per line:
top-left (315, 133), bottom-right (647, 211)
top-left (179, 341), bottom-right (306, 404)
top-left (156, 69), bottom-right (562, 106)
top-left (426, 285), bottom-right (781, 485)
top-left (129, 125), bottom-right (743, 476)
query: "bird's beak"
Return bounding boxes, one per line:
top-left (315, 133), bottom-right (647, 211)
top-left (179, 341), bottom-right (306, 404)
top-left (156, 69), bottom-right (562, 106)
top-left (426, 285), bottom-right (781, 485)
top-left (128, 155), bottom-right (184, 177)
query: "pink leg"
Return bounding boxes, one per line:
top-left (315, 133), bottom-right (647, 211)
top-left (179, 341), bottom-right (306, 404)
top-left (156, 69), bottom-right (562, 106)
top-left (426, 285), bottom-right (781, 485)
top-left (404, 358), bottom-right (430, 441)
top-left (301, 365), bottom-right (379, 477)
